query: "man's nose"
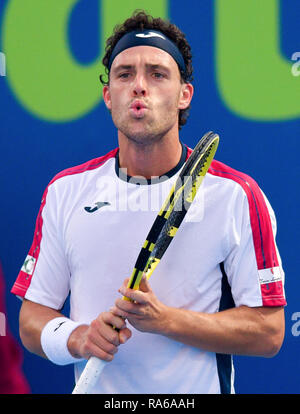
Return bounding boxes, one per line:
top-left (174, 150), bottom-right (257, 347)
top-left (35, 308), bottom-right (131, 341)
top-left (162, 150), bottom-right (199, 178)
top-left (133, 74), bottom-right (147, 96)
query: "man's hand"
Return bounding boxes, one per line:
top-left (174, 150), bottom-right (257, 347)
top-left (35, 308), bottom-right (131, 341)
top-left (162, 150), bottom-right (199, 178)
top-left (67, 311), bottom-right (132, 362)
top-left (110, 275), bottom-right (285, 358)
top-left (111, 275), bottom-right (170, 334)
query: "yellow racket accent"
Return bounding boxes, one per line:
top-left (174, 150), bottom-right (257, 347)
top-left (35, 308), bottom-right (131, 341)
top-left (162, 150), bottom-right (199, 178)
top-left (159, 187), bottom-right (175, 216)
top-left (149, 243), bottom-right (155, 252)
top-left (167, 226), bottom-right (178, 237)
top-left (144, 257), bottom-right (161, 279)
top-left (185, 175), bottom-right (205, 203)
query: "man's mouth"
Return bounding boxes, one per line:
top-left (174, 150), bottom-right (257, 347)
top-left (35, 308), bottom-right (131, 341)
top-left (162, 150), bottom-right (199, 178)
top-left (129, 101), bottom-right (147, 118)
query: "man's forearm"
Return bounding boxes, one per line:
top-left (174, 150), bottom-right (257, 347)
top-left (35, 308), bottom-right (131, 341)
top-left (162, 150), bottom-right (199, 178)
top-left (160, 305), bottom-right (285, 357)
top-left (19, 299), bottom-right (64, 358)
top-left (114, 277), bottom-right (286, 359)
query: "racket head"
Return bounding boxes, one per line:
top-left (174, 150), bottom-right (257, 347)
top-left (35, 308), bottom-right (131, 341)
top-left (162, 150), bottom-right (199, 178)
top-left (160, 131), bottom-right (216, 214)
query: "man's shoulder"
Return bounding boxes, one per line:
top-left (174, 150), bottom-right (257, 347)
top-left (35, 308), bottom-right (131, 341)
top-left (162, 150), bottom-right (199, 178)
top-left (208, 159), bottom-right (261, 191)
top-left (208, 159), bottom-right (271, 219)
top-left (49, 147), bottom-right (119, 186)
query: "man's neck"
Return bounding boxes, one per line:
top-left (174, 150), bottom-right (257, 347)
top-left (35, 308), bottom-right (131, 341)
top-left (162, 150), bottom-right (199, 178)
top-left (118, 134), bottom-right (183, 179)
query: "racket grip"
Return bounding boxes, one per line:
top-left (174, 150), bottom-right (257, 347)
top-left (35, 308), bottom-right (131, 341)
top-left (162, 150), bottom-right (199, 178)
top-left (72, 356), bottom-right (107, 394)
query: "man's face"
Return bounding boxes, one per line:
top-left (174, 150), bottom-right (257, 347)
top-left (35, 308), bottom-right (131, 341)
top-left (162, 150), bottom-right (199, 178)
top-left (103, 46), bottom-right (193, 145)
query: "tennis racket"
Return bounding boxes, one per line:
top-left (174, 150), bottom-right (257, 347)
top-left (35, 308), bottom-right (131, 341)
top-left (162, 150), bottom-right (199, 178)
top-left (72, 131), bottom-right (219, 394)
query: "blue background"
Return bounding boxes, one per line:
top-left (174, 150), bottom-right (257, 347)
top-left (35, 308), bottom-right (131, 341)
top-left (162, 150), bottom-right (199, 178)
top-left (0, 0), bottom-right (299, 394)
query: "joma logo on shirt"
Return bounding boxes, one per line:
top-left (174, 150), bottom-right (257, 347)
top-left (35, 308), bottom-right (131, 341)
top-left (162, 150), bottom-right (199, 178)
top-left (84, 202), bottom-right (110, 213)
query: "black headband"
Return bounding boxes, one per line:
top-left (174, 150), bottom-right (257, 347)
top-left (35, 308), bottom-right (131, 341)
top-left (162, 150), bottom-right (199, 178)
top-left (108, 30), bottom-right (186, 75)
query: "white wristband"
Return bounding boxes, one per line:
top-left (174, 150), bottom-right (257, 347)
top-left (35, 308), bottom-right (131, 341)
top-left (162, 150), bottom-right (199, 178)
top-left (41, 317), bottom-right (85, 366)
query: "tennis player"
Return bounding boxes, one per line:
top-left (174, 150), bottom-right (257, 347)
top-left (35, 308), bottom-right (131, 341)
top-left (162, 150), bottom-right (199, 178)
top-left (12, 11), bottom-right (286, 394)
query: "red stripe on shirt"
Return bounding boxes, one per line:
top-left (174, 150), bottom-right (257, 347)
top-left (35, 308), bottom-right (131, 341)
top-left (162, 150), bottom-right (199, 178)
top-left (207, 159), bottom-right (285, 307)
top-left (186, 147), bottom-right (279, 271)
top-left (185, 146), bottom-right (193, 160)
top-left (11, 149), bottom-right (118, 298)
top-left (260, 282), bottom-right (285, 307)
top-left (208, 160), bottom-right (278, 270)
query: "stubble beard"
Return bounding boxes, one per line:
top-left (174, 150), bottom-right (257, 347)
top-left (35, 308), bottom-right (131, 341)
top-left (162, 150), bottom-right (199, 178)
top-left (112, 108), bottom-right (178, 148)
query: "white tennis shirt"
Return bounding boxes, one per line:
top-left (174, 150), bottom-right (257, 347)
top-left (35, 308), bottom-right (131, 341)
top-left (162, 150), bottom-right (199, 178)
top-left (12, 146), bottom-right (286, 394)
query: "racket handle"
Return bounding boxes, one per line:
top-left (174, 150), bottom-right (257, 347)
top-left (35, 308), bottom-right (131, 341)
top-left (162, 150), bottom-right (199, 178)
top-left (72, 356), bottom-right (107, 394)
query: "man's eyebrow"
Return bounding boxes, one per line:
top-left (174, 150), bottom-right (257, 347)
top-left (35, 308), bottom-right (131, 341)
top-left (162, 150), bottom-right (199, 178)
top-left (145, 63), bottom-right (170, 72)
top-left (111, 64), bottom-right (133, 73)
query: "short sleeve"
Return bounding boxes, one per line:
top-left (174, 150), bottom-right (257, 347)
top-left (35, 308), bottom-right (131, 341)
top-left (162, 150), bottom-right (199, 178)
top-left (11, 181), bottom-right (70, 310)
top-left (224, 183), bottom-right (286, 308)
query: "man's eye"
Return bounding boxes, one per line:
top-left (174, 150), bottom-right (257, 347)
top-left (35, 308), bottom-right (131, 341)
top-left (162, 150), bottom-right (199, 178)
top-left (119, 73), bottom-right (130, 79)
top-left (153, 72), bottom-right (165, 79)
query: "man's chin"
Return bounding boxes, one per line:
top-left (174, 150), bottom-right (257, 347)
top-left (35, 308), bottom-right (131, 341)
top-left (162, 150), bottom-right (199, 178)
top-left (117, 122), bottom-right (161, 145)
top-left (120, 130), bottom-right (164, 146)
top-left (116, 117), bottom-right (175, 146)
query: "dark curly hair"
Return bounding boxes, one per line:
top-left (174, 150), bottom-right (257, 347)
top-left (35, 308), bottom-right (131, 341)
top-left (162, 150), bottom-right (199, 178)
top-left (100, 10), bottom-right (193, 129)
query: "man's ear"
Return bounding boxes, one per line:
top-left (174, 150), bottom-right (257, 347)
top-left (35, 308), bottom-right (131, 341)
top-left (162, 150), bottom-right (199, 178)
top-left (178, 83), bottom-right (194, 110)
top-left (103, 85), bottom-right (112, 110)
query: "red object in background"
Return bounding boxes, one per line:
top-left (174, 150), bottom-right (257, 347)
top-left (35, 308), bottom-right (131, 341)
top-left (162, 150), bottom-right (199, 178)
top-left (0, 265), bottom-right (30, 394)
